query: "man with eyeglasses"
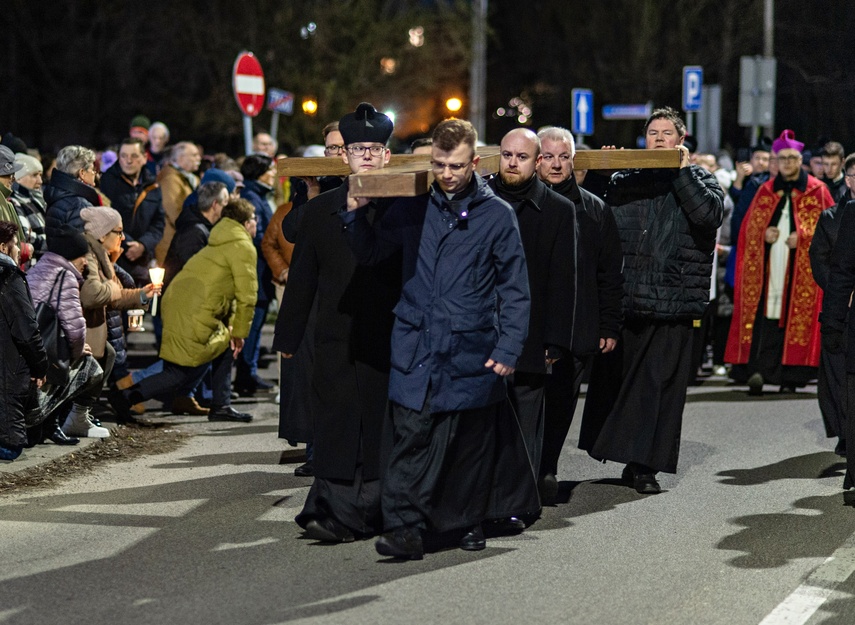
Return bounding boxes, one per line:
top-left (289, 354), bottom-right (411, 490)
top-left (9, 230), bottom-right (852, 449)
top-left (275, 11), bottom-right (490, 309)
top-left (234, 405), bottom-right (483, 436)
top-left (809, 151), bottom-right (855, 456)
top-left (534, 126), bottom-right (623, 505)
top-left (821, 141), bottom-right (847, 202)
top-left (341, 118), bottom-right (530, 559)
top-left (726, 129), bottom-right (834, 397)
top-left (274, 103), bottom-right (401, 544)
top-left (483, 128), bottom-right (575, 530)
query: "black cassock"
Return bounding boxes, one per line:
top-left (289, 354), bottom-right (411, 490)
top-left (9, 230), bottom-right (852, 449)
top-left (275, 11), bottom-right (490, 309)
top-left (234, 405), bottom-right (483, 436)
top-left (273, 181), bottom-right (400, 534)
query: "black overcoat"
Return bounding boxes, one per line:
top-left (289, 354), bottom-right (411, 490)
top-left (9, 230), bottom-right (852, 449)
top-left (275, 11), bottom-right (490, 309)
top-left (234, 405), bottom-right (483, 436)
top-left (0, 261), bottom-right (48, 448)
top-left (488, 176), bottom-right (576, 372)
top-left (273, 181), bottom-right (400, 481)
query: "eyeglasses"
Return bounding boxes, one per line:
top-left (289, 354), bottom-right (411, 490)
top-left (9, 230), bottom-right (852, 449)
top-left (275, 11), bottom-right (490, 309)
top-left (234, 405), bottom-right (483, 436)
top-left (346, 145), bottom-right (386, 157)
top-left (110, 228), bottom-right (124, 236)
top-left (775, 155), bottom-right (801, 163)
top-left (845, 173), bottom-right (855, 179)
top-left (430, 160), bottom-right (472, 173)
top-left (324, 145), bottom-right (344, 155)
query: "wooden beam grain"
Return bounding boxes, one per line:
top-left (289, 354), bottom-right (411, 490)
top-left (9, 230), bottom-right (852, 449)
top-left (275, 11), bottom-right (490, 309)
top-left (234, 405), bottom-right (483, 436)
top-left (277, 148), bottom-right (680, 196)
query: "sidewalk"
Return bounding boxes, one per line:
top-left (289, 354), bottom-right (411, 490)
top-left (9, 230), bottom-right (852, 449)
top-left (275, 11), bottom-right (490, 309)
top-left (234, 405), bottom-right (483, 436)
top-left (1, 317), bottom-right (282, 476)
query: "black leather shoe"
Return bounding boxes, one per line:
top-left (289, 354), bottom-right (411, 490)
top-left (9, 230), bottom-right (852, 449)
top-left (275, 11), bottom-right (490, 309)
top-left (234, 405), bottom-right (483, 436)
top-left (304, 517), bottom-right (355, 543)
top-left (48, 427), bottom-right (80, 446)
top-left (294, 461), bottom-right (314, 477)
top-left (376, 527), bottom-right (424, 560)
top-left (208, 406), bottom-right (253, 422)
top-left (538, 473), bottom-right (559, 505)
top-left (460, 524), bottom-right (486, 551)
top-left (487, 516), bottom-right (526, 535)
top-left (622, 463), bottom-right (662, 494)
top-left (747, 372), bottom-right (764, 396)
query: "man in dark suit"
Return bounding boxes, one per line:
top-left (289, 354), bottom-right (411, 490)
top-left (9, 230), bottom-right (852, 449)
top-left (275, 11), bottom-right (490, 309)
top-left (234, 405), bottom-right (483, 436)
top-left (535, 126), bottom-right (624, 503)
top-left (273, 103), bottom-right (400, 543)
top-left (486, 128), bottom-right (576, 529)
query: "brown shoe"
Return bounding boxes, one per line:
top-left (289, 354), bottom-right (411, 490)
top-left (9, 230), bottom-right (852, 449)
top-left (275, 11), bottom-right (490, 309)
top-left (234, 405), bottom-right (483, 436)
top-left (171, 396), bottom-right (210, 416)
top-left (115, 374), bottom-right (135, 390)
top-left (131, 403), bottom-right (146, 415)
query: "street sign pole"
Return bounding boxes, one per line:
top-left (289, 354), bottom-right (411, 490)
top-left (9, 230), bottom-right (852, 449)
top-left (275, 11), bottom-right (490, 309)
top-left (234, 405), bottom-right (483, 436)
top-left (243, 115), bottom-right (253, 157)
top-left (270, 113), bottom-right (280, 144)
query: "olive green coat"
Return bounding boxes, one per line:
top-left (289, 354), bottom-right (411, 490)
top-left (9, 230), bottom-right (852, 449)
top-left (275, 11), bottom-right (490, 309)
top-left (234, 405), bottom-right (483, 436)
top-left (160, 217), bottom-right (257, 367)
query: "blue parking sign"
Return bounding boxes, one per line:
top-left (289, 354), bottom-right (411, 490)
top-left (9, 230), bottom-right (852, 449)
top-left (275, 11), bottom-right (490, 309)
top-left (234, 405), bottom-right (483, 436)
top-left (683, 66), bottom-right (703, 112)
top-left (572, 89), bottom-right (594, 136)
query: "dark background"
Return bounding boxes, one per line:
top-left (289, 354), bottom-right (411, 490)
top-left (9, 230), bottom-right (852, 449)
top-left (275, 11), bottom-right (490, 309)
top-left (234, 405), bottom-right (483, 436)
top-left (2, 0), bottom-right (853, 156)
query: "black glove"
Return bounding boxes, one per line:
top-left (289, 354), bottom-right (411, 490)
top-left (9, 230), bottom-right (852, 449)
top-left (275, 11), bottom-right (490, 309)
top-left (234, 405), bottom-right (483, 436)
top-left (822, 328), bottom-right (845, 355)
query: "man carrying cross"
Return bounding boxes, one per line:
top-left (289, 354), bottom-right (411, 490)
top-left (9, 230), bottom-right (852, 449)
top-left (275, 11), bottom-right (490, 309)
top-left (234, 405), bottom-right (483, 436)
top-left (579, 107), bottom-right (723, 495)
top-left (341, 118), bottom-right (530, 559)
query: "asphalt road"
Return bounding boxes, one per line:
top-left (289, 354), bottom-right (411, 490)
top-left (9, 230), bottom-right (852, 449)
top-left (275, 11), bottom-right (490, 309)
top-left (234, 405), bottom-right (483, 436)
top-left (1, 374), bottom-right (854, 625)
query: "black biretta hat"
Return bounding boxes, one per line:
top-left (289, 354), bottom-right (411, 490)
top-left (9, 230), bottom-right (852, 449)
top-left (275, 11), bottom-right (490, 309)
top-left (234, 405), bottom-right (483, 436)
top-left (339, 103), bottom-right (393, 146)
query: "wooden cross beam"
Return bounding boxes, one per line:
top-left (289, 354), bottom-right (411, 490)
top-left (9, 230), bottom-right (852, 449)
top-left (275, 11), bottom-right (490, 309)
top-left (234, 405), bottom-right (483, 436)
top-left (277, 147), bottom-right (680, 198)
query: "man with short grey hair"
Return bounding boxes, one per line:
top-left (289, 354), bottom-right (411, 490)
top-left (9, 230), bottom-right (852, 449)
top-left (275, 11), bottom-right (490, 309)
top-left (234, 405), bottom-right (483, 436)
top-left (155, 141), bottom-right (200, 265)
top-left (535, 125), bottom-right (624, 503)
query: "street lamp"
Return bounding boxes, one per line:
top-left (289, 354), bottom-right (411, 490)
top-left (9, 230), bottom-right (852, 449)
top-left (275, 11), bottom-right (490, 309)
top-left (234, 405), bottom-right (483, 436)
top-left (446, 97), bottom-right (463, 113)
top-left (302, 97), bottom-right (318, 116)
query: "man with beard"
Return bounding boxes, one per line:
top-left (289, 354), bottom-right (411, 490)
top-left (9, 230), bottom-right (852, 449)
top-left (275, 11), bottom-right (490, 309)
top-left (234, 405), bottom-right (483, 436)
top-left (534, 126), bottom-right (624, 504)
top-left (485, 128), bottom-right (575, 527)
top-left (341, 118), bottom-right (530, 559)
top-left (273, 103), bottom-right (401, 542)
top-left (580, 107), bottom-right (723, 494)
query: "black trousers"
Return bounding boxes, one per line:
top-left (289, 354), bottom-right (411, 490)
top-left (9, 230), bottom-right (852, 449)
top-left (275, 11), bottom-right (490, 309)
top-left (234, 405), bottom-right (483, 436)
top-left (136, 349), bottom-right (233, 408)
top-left (581, 320), bottom-right (692, 474)
top-left (488, 372), bottom-right (543, 519)
top-left (381, 398), bottom-right (498, 533)
top-left (818, 336), bottom-right (847, 440)
top-left (541, 355), bottom-right (588, 478)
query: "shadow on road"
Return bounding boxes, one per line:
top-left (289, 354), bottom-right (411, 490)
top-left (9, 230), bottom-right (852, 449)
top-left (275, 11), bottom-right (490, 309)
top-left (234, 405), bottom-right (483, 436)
top-left (718, 493), bottom-right (855, 569)
top-left (717, 452), bottom-right (845, 485)
top-left (0, 471), bottom-right (511, 624)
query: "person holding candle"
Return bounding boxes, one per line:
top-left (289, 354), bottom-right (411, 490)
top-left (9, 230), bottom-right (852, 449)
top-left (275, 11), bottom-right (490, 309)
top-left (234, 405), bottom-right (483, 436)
top-left (78, 206), bottom-right (159, 425)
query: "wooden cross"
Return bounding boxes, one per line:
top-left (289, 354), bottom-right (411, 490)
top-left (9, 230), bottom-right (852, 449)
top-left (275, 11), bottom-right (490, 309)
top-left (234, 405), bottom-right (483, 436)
top-left (277, 147), bottom-right (680, 198)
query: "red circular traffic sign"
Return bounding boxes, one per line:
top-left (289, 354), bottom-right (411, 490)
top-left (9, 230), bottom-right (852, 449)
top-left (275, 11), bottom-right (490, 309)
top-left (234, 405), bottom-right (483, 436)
top-left (232, 51), bottom-right (265, 117)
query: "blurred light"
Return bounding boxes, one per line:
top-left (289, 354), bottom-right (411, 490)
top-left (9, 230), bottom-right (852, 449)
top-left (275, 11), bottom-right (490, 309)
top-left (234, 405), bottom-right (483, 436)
top-left (302, 97), bottom-right (318, 115)
top-left (409, 26), bottom-right (425, 47)
top-left (300, 22), bottom-right (317, 39)
top-left (446, 97), bottom-right (463, 112)
top-left (380, 57), bottom-right (397, 75)
top-left (496, 107), bottom-right (506, 116)
top-left (385, 110), bottom-right (396, 124)
top-left (518, 115), bottom-right (528, 124)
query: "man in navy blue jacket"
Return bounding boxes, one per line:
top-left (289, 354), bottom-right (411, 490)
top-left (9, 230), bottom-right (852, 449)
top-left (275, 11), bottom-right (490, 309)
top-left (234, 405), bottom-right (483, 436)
top-left (341, 118), bottom-right (530, 559)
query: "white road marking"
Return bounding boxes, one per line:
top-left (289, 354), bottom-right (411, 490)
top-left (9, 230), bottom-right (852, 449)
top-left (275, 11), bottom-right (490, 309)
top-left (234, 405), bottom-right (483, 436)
top-left (759, 535), bottom-right (855, 624)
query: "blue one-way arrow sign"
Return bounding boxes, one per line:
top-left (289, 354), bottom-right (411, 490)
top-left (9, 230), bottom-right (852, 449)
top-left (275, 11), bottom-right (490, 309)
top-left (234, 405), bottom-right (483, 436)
top-left (572, 88), bottom-right (594, 136)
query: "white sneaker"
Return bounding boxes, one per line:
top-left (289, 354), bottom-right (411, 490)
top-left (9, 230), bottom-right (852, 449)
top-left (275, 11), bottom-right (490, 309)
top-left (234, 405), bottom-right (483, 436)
top-left (62, 408), bottom-right (111, 439)
top-left (274, 391), bottom-right (280, 405)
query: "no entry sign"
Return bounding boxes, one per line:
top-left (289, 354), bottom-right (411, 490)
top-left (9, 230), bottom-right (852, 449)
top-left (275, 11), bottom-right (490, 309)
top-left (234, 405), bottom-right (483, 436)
top-left (233, 51), bottom-right (265, 117)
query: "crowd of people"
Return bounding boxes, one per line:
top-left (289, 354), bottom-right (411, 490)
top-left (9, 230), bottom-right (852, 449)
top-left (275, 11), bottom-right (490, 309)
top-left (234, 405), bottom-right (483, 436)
top-left (0, 107), bottom-right (853, 561)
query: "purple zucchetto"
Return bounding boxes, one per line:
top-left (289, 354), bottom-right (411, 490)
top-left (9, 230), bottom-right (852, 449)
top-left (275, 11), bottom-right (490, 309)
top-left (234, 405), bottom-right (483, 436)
top-left (771, 129), bottom-right (804, 154)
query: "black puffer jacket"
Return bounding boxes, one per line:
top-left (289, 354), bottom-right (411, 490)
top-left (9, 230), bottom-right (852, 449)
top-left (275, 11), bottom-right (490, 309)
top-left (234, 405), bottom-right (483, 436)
top-left (43, 170), bottom-right (101, 233)
top-left (0, 258), bottom-right (48, 448)
top-left (606, 165), bottom-right (723, 321)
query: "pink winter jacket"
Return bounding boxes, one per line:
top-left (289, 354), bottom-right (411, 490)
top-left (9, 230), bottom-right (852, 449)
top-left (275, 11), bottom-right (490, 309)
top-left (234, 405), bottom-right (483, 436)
top-left (26, 252), bottom-right (87, 359)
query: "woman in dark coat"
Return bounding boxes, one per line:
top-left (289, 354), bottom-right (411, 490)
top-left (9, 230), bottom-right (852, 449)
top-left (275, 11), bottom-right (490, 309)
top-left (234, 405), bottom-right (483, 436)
top-left (43, 145), bottom-right (101, 232)
top-left (0, 220), bottom-right (48, 460)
